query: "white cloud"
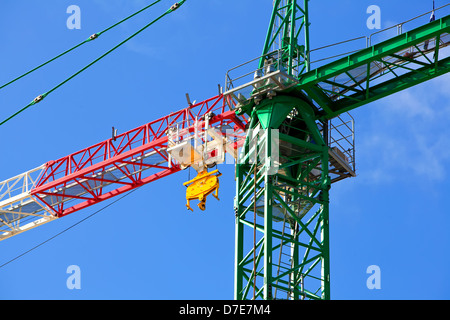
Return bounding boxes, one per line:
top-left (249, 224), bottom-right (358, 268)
top-left (356, 74), bottom-right (450, 184)
top-left (125, 40), bottom-right (158, 57)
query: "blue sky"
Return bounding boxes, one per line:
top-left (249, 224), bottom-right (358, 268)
top-left (0, 0), bottom-right (449, 300)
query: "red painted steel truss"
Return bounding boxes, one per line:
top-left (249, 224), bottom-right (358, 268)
top-left (30, 94), bottom-right (246, 218)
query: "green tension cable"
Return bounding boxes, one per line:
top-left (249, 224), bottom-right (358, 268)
top-left (0, 0), bottom-right (162, 91)
top-left (0, 1), bottom-right (186, 127)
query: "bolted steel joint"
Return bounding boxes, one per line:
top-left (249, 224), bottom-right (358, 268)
top-left (205, 112), bottom-right (216, 121)
top-left (170, 2), bottom-right (180, 11)
top-left (33, 95), bottom-right (44, 103)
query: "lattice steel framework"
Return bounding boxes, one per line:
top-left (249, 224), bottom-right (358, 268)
top-left (0, 94), bottom-right (247, 240)
top-left (234, 96), bottom-right (331, 300)
top-left (260, 0), bottom-right (311, 75)
top-left (232, 2), bottom-right (450, 301)
top-left (1, 1), bottom-right (450, 301)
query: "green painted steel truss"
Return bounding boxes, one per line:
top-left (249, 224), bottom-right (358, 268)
top-left (234, 97), bottom-right (331, 300)
top-left (232, 8), bottom-right (450, 301)
top-left (259, 0), bottom-right (311, 76)
top-left (297, 14), bottom-right (450, 120)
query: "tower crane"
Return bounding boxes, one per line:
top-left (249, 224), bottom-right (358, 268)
top-left (1, 0), bottom-right (450, 300)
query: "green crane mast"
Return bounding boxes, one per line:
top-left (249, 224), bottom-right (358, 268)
top-left (228, 0), bottom-right (450, 300)
top-left (233, 0), bottom-right (331, 300)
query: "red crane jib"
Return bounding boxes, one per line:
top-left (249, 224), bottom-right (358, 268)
top-left (30, 94), bottom-right (246, 218)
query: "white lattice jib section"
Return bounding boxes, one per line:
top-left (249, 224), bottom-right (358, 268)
top-left (0, 165), bottom-right (56, 240)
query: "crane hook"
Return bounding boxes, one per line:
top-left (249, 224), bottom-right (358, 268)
top-left (183, 169), bottom-right (221, 212)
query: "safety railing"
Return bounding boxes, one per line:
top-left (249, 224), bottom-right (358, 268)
top-left (0, 165), bottom-right (45, 206)
top-left (368, 3), bottom-right (450, 47)
top-left (224, 49), bottom-right (301, 108)
top-left (308, 3), bottom-right (450, 69)
top-left (328, 112), bottom-right (356, 174)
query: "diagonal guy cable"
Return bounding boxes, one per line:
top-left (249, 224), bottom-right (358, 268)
top-left (0, 187), bottom-right (142, 270)
top-left (0, 1), bottom-right (187, 127)
top-left (0, 0), bottom-right (162, 91)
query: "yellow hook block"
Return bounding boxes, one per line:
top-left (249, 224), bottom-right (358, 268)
top-left (183, 169), bottom-right (222, 212)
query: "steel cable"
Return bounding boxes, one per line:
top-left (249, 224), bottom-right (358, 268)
top-left (0, 0), bottom-right (162, 91)
top-left (0, 1), bottom-right (186, 127)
